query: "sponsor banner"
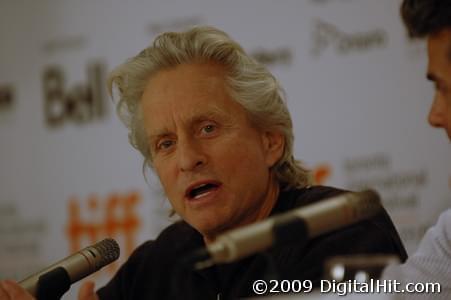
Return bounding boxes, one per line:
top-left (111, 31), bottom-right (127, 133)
top-left (0, 1), bottom-right (449, 299)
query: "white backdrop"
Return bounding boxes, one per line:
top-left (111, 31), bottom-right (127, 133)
top-left (0, 0), bottom-right (450, 299)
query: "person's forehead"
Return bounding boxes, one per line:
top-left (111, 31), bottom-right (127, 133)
top-left (143, 83), bottom-right (240, 118)
top-left (427, 30), bottom-right (451, 77)
top-left (141, 62), bottom-right (251, 133)
top-left (147, 62), bottom-right (227, 87)
top-left (428, 29), bottom-right (451, 56)
top-left (142, 64), bottom-right (232, 108)
top-left (144, 90), bottom-right (244, 137)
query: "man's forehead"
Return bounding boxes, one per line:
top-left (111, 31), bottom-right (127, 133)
top-left (426, 30), bottom-right (451, 79)
top-left (428, 29), bottom-right (451, 58)
top-left (145, 62), bottom-right (228, 92)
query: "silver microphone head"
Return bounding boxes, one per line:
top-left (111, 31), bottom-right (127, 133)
top-left (83, 238), bottom-right (121, 270)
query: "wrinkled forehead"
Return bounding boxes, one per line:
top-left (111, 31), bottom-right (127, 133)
top-left (140, 63), bottom-right (232, 106)
top-left (140, 64), bottom-right (251, 133)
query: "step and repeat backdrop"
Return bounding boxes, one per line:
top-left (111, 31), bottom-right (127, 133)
top-left (0, 0), bottom-right (450, 298)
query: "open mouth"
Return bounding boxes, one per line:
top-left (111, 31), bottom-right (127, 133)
top-left (186, 182), bottom-right (221, 200)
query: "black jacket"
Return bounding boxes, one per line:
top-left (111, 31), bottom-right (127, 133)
top-left (98, 186), bottom-right (407, 300)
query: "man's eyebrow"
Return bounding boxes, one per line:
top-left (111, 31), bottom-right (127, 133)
top-left (188, 107), bottom-right (228, 123)
top-left (148, 131), bottom-right (172, 143)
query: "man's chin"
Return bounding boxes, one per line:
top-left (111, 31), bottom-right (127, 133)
top-left (190, 220), bottom-right (228, 240)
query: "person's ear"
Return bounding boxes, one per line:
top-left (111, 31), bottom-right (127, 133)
top-left (262, 130), bottom-right (285, 168)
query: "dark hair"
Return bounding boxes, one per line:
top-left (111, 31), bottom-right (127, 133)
top-left (401, 0), bottom-right (451, 38)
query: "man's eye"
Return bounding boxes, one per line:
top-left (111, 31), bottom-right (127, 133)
top-left (201, 124), bottom-right (216, 134)
top-left (157, 140), bottom-right (175, 150)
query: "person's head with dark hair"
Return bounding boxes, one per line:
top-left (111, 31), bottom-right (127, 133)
top-left (401, 0), bottom-right (451, 38)
top-left (401, 0), bottom-right (451, 140)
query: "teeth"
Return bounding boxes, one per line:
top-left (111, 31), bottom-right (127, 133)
top-left (193, 190), bottom-right (212, 199)
top-left (188, 183), bottom-right (217, 199)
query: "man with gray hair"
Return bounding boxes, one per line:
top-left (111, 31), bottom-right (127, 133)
top-left (0, 26), bottom-right (406, 300)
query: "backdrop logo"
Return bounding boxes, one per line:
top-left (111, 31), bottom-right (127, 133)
top-left (66, 191), bottom-right (141, 274)
top-left (0, 202), bottom-right (47, 278)
top-left (0, 85), bottom-right (14, 112)
top-left (42, 36), bottom-right (87, 55)
top-left (311, 19), bottom-right (387, 57)
top-left (43, 62), bottom-right (107, 128)
top-left (342, 152), bottom-right (428, 252)
top-left (312, 163), bottom-right (332, 185)
top-left (251, 48), bottom-right (293, 66)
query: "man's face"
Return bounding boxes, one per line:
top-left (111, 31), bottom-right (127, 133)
top-left (427, 28), bottom-right (451, 140)
top-left (141, 62), bottom-right (284, 240)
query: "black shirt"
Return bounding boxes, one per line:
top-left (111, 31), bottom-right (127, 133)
top-left (98, 186), bottom-right (407, 300)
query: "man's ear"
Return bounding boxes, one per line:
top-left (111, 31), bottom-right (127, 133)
top-left (262, 130), bottom-right (285, 168)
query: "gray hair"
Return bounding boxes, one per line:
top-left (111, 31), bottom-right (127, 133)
top-left (108, 26), bottom-right (310, 189)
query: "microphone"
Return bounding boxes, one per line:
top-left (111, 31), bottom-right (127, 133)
top-left (19, 238), bottom-right (120, 298)
top-left (188, 189), bottom-right (382, 269)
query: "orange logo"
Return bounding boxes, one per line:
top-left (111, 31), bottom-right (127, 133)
top-left (66, 191), bottom-right (141, 274)
top-left (312, 164), bottom-right (332, 185)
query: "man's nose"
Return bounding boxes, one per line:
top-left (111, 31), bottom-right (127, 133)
top-left (177, 138), bottom-right (207, 172)
top-left (428, 95), bottom-right (445, 128)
